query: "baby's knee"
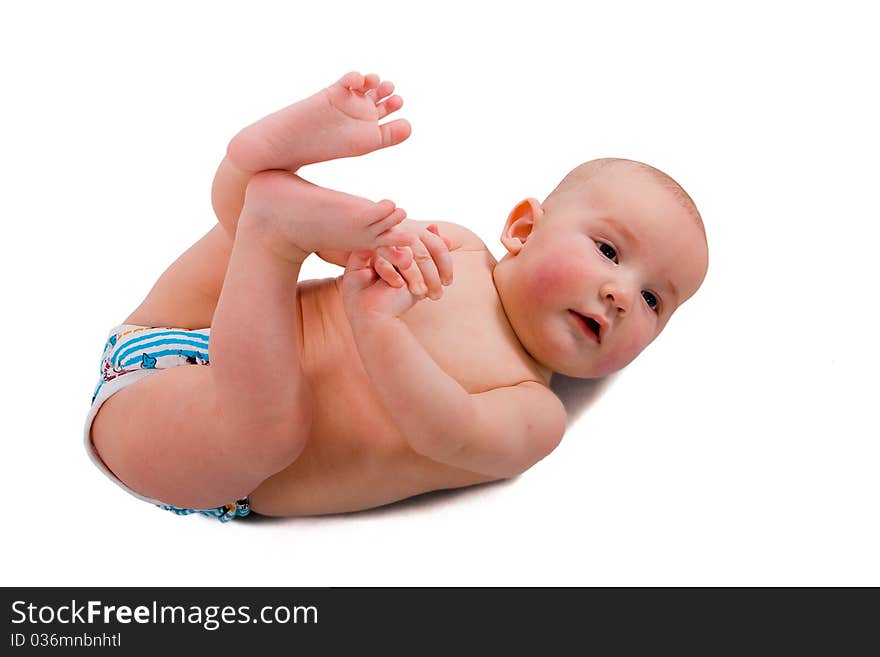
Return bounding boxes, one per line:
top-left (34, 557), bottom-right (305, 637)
top-left (227, 391), bottom-right (314, 474)
top-left (257, 414), bottom-right (312, 473)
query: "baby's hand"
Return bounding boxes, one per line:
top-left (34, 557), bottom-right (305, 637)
top-left (372, 225), bottom-right (453, 299)
top-left (342, 224), bottom-right (454, 320)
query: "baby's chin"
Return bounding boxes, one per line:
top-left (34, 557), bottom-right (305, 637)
top-left (552, 362), bottom-right (617, 380)
top-left (547, 349), bottom-right (638, 379)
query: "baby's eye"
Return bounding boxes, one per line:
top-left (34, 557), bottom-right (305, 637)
top-left (597, 241), bottom-right (618, 263)
top-left (642, 290), bottom-right (659, 312)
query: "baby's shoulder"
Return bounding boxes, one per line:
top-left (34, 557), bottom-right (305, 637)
top-left (429, 220), bottom-right (487, 252)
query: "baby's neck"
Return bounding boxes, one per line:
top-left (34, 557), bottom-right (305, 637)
top-left (491, 261), bottom-right (554, 387)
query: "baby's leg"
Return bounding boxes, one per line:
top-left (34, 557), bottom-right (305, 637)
top-left (91, 173), bottom-right (407, 509)
top-left (92, 205), bottom-right (315, 509)
top-left (212, 72), bottom-right (410, 239)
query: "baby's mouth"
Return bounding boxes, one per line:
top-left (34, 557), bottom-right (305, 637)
top-left (569, 310), bottom-right (602, 342)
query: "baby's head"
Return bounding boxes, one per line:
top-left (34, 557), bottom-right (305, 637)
top-left (492, 158), bottom-right (708, 380)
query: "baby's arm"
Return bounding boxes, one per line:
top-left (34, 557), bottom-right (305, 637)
top-left (350, 316), bottom-right (567, 477)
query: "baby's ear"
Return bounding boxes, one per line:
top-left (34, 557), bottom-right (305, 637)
top-left (500, 198), bottom-right (543, 254)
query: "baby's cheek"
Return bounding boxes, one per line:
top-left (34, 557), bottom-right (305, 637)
top-left (526, 262), bottom-right (580, 300)
top-left (598, 331), bottom-right (649, 375)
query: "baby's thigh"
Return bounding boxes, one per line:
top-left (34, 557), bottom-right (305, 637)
top-left (92, 365), bottom-right (285, 508)
top-left (86, 327), bottom-right (305, 511)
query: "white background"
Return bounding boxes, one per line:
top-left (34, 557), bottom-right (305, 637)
top-left (1, 1), bottom-right (877, 586)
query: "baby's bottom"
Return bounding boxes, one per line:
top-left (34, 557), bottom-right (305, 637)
top-left (84, 324), bottom-right (252, 523)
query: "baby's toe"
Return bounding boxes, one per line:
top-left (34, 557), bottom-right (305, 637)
top-left (364, 199), bottom-right (396, 223)
top-left (337, 71), bottom-right (364, 90)
top-left (375, 80), bottom-right (395, 101)
top-left (363, 73), bottom-right (380, 92)
top-left (377, 95), bottom-right (403, 119)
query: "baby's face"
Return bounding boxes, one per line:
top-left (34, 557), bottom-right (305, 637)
top-left (493, 167), bottom-right (708, 379)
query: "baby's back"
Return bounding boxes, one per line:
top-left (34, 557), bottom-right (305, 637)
top-left (124, 222), bottom-right (546, 515)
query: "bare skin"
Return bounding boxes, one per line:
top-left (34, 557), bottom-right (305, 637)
top-left (240, 170), bottom-right (413, 263)
top-left (105, 72), bottom-right (705, 516)
top-left (110, 72), bottom-right (548, 515)
top-left (216, 72), bottom-right (448, 289)
top-left (227, 72), bottom-right (412, 174)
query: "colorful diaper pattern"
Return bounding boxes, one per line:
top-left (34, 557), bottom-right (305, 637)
top-left (91, 326), bottom-right (211, 404)
top-left (88, 325), bottom-right (250, 523)
top-left (159, 498), bottom-right (251, 523)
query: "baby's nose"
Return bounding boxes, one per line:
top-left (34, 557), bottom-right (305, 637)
top-left (601, 281), bottom-right (632, 314)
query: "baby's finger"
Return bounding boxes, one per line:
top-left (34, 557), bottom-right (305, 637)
top-left (427, 224), bottom-right (453, 249)
top-left (375, 229), bottom-right (414, 251)
top-left (395, 255), bottom-right (428, 298)
top-left (342, 250), bottom-right (379, 294)
top-left (421, 227), bottom-right (454, 288)
top-left (379, 244), bottom-right (427, 298)
top-left (373, 255), bottom-right (405, 288)
top-left (344, 249), bottom-right (374, 272)
top-left (408, 236), bottom-right (443, 300)
top-left (375, 245), bottom-right (413, 271)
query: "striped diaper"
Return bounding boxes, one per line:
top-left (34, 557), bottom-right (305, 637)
top-left (91, 325), bottom-right (212, 405)
top-left (84, 324), bottom-right (251, 522)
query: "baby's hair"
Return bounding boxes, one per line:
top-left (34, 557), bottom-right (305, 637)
top-left (546, 158), bottom-right (706, 238)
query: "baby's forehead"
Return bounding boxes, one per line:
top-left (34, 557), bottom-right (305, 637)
top-left (553, 175), bottom-right (674, 227)
top-left (565, 169), bottom-right (699, 233)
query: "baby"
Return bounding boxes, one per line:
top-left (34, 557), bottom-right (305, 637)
top-left (84, 72), bottom-right (708, 521)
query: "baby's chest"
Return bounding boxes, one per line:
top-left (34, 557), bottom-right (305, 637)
top-left (300, 254), bottom-right (528, 396)
top-left (399, 253), bottom-right (526, 390)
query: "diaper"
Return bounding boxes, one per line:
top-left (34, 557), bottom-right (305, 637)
top-left (83, 324), bottom-right (250, 522)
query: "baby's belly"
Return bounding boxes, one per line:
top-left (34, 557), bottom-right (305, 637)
top-left (248, 277), bottom-right (496, 516)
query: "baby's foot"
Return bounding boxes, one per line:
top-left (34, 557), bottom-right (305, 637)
top-left (227, 72), bottom-right (411, 173)
top-left (241, 170), bottom-right (413, 260)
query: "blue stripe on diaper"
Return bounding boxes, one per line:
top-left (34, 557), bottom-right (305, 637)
top-left (114, 336), bottom-right (211, 366)
top-left (119, 329), bottom-right (208, 346)
top-left (115, 329), bottom-right (209, 349)
top-left (120, 348), bottom-right (210, 368)
top-left (113, 330), bottom-right (209, 358)
top-left (90, 329), bottom-right (211, 404)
